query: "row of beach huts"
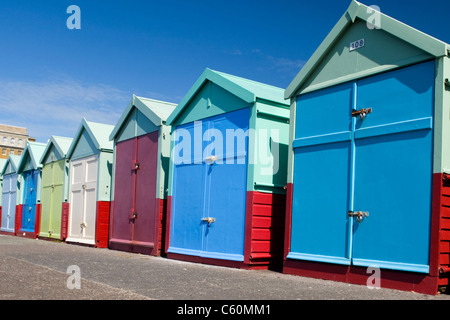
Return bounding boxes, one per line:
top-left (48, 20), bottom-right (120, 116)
top-left (2, 1), bottom-right (450, 295)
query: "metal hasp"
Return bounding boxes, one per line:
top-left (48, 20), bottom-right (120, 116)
top-left (201, 217), bottom-right (216, 226)
top-left (352, 107), bottom-right (372, 119)
top-left (348, 210), bottom-right (369, 223)
top-left (205, 155), bottom-right (218, 165)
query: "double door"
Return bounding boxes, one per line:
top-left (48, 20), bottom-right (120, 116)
top-left (21, 170), bottom-right (39, 232)
top-left (68, 155), bottom-right (98, 244)
top-left (110, 131), bottom-right (159, 248)
top-left (1, 174), bottom-right (17, 232)
top-left (169, 108), bottom-right (249, 261)
top-left (40, 160), bottom-right (65, 238)
top-left (289, 61), bottom-right (435, 273)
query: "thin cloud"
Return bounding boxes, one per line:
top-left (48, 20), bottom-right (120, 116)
top-left (265, 55), bottom-right (306, 73)
top-left (227, 48), bottom-right (305, 76)
top-left (0, 78), bottom-right (130, 142)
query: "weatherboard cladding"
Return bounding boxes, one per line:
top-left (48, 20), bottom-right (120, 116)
top-left (109, 95), bottom-right (176, 256)
top-left (166, 68), bottom-right (289, 269)
top-left (283, 0), bottom-right (450, 295)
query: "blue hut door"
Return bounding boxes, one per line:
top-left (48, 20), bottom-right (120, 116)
top-left (21, 170), bottom-right (38, 232)
top-left (290, 61), bottom-right (434, 273)
top-left (289, 81), bottom-right (353, 265)
top-left (170, 108), bottom-right (249, 261)
top-left (202, 110), bottom-right (249, 261)
top-left (1, 174), bottom-right (17, 232)
top-left (351, 62), bottom-right (434, 273)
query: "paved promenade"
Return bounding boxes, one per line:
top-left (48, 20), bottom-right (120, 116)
top-left (1, 235), bottom-right (449, 302)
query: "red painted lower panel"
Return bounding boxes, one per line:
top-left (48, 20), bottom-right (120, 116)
top-left (35, 203), bottom-right (42, 238)
top-left (244, 191), bottom-right (285, 270)
top-left (165, 195), bottom-right (172, 255)
top-left (95, 201), bottom-right (110, 248)
top-left (15, 205), bottom-right (22, 236)
top-left (156, 198), bottom-right (167, 256)
top-left (61, 202), bottom-right (69, 241)
top-left (284, 183), bottom-right (293, 260)
top-left (283, 175), bottom-right (448, 295)
top-left (283, 259), bottom-right (439, 295)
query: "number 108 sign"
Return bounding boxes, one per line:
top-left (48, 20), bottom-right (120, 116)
top-left (350, 38), bottom-right (365, 51)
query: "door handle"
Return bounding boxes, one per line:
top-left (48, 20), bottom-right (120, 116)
top-left (348, 210), bottom-right (369, 223)
top-left (352, 107), bottom-right (372, 120)
top-left (80, 222), bottom-right (86, 228)
top-left (131, 211), bottom-right (138, 220)
top-left (201, 217), bottom-right (216, 226)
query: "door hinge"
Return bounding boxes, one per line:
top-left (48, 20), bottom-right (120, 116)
top-left (352, 108), bottom-right (372, 119)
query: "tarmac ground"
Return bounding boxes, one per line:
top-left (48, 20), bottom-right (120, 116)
top-left (1, 234), bottom-right (449, 316)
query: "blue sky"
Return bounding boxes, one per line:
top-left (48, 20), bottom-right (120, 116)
top-left (0, 0), bottom-right (449, 142)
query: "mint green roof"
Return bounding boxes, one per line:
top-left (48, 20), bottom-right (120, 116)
top-left (109, 94), bottom-right (177, 141)
top-left (67, 118), bottom-right (114, 159)
top-left (39, 136), bottom-right (74, 164)
top-left (285, 0), bottom-right (450, 99)
top-left (17, 141), bottom-right (47, 173)
top-left (1, 155), bottom-right (21, 176)
top-left (167, 68), bottom-right (288, 125)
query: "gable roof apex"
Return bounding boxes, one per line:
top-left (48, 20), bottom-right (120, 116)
top-left (39, 135), bottom-right (74, 164)
top-left (67, 118), bottom-right (114, 159)
top-left (0, 155), bottom-right (21, 176)
top-left (285, 0), bottom-right (449, 99)
top-left (109, 95), bottom-right (177, 141)
top-left (17, 141), bottom-right (47, 173)
top-left (166, 68), bottom-right (288, 125)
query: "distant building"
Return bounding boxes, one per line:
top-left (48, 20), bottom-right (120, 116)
top-left (0, 124), bottom-right (36, 159)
